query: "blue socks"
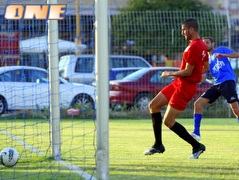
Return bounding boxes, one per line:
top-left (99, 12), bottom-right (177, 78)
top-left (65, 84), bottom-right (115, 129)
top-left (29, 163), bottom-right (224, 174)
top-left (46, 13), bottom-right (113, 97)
top-left (193, 114), bottom-right (202, 136)
top-left (237, 118), bottom-right (239, 123)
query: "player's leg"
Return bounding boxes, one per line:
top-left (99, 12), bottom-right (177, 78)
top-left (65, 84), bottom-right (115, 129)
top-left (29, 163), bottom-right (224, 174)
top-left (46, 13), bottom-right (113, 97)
top-left (164, 83), bottom-right (205, 159)
top-left (221, 80), bottom-right (239, 122)
top-left (144, 85), bottom-right (172, 155)
top-left (191, 86), bottom-right (220, 140)
top-left (164, 105), bottom-right (205, 159)
top-left (192, 97), bottom-right (210, 140)
top-left (229, 101), bottom-right (239, 122)
top-left (149, 91), bottom-right (169, 114)
top-left (149, 91), bottom-right (168, 144)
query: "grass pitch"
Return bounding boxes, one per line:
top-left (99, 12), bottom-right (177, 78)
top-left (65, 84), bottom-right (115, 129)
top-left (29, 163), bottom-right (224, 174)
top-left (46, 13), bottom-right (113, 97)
top-left (0, 118), bottom-right (239, 179)
top-left (109, 118), bottom-right (239, 180)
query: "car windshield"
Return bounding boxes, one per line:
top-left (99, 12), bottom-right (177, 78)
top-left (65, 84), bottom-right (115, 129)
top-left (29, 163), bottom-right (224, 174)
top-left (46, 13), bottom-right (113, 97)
top-left (123, 68), bottom-right (149, 81)
top-left (75, 57), bottom-right (94, 73)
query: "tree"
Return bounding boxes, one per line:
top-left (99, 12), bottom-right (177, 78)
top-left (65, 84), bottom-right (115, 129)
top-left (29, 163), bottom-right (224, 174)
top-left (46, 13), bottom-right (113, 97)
top-left (111, 1), bottom-right (227, 61)
top-left (123, 0), bottom-right (212, 11)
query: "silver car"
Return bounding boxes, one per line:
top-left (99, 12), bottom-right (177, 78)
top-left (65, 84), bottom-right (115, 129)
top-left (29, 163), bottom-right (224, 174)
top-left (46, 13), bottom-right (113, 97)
top-left (59, 54), bottom-right (152, 84)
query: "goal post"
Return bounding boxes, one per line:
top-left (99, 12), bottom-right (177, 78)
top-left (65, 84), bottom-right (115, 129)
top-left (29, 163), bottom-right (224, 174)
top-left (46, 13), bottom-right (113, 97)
top-left (47, 0), bottom-right (61, 160)
top-left (95, 0), bottom-right (109, 179)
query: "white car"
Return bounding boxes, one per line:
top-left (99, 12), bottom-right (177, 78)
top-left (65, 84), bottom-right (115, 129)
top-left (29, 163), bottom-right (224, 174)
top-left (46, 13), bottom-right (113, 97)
top-left (59, 54), bottom-right (152, 84)
top-left (0, 66), bottom-right (95, 114)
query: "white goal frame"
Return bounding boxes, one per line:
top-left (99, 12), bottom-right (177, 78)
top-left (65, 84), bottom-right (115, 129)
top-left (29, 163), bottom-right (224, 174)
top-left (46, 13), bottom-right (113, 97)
top-left (95, 0), bottom-right (109, 179)
top-left (47, 0), bottom-right (109, 179)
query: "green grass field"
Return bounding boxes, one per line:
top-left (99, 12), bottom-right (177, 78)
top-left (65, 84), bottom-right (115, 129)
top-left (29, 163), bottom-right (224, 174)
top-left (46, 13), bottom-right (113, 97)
top-left (0, 118), bottom-right (239, 179)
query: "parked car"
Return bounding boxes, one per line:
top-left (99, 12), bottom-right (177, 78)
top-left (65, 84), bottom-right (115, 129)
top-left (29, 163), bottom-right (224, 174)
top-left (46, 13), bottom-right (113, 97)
top-left (92, 67), bottom-right (143, 86)
top-left (0, 66), bottom-right (95, 114)
top-left (110, 67), bottom-right (142, 80)
top-left (110, 67), bottom-right (212, 110)
top-left (59, 54), bottom-right (152, 84)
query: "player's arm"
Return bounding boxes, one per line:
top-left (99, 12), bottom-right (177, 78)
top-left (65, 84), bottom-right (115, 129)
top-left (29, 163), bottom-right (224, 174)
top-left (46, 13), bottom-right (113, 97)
top-left (161, 63), bottom-right (193, 78)
top-left (201, 73), bottom-right (207, 82)
top-left (215, 52), bottom-right (239, 58)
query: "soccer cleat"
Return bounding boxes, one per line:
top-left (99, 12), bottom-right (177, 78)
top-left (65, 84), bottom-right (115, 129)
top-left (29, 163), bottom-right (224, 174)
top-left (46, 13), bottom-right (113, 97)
top-left (144, 144), bottom-right (165, 155)
top-left (189, 143), bottom-right (206, 159)
top-left (190, 132), bottom-right (201, 141)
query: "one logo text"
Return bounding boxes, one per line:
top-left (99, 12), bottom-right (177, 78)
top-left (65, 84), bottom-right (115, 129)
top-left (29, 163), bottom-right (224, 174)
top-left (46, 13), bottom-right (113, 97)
top-left (4, 4), bottom-right (67, 20)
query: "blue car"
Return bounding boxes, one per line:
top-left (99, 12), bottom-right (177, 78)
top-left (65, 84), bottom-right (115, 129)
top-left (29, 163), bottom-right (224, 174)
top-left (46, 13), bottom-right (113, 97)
top-left (110, 67), bottom-right (143, 80)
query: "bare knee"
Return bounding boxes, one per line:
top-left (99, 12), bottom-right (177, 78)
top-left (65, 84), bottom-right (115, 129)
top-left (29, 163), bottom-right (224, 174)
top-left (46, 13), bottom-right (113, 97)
top-left (148, 101), bottom-right (152, 110)
top-left (194, 99), bottom-right (201, 109)
top-left (148, 100), bottom-right (160, 113)
top-left (148, 101), bottom-right (153, 112)
top-left (148, 92), bottom-right (168, 113)
top-left (194, 97), bottom-right (208, 114)
top-left (163, 118), bottom-right (176, 128)
top-left (164, 120), bottom-right (170, 128)
top-left (232, 109), bottom-right (239, 118)
top-left (230, 102), bottom-right (239, 118)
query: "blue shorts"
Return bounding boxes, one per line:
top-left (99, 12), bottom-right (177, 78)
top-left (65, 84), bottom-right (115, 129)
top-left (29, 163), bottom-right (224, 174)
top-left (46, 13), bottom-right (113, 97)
top-left (201, 80), bottom-right (238, 104)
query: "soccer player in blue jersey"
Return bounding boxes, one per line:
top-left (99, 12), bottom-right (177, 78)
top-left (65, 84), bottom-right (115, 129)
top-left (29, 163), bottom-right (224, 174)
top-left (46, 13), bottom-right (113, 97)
top-left (191, 37), bottom-right (239, 141)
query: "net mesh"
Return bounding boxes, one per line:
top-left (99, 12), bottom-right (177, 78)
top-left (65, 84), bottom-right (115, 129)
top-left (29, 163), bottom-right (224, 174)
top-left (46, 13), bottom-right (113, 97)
top-left (0, 0), bottom-right (238, 179)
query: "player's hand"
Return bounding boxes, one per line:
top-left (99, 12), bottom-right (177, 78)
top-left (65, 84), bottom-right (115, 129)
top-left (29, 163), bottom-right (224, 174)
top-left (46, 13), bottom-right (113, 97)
top-left (161, 71), bottom-right (170, 78)
top-left (215, 53), bottom-right (223, 58)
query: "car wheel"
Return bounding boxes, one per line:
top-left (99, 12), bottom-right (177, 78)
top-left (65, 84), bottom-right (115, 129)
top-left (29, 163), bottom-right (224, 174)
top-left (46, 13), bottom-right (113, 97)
top-left (71, 94), bottom-right (94, 110)
top-left (0, 97), bottom-right (7, 115)
top-left (134, 93), bottom-right (153, 110)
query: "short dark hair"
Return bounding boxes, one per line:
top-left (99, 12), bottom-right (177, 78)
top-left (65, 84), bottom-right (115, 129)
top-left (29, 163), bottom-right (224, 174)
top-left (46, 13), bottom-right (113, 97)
top-left (182, 18), bottom-right (198, 32)
top-left (202, 37), bottom-right (214, 43)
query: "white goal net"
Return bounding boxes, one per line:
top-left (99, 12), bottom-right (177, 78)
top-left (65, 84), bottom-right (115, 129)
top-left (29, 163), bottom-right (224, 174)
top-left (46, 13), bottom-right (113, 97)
top-left (0, 0), bottom-right (236, 179)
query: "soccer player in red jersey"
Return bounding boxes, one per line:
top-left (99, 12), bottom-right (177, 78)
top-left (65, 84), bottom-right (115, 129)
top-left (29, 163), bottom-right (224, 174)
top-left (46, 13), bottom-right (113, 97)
top-left (144, 18), bottom-right (209, 159)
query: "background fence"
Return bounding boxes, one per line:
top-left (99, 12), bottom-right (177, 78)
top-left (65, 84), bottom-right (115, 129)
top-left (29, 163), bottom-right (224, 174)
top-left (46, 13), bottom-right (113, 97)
top-left (0, 1), bottom-right (239, 179)
top-left (109, 10), bottom-right (238, 118)
top-left (111, 11), bottom-right (228, 64)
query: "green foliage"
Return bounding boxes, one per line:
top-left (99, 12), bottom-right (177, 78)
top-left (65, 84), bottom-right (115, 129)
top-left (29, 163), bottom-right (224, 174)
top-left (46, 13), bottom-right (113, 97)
top-left (124, 0), bottom-right (212, 11)
top-left (111, 0), bottom-right (225, 58)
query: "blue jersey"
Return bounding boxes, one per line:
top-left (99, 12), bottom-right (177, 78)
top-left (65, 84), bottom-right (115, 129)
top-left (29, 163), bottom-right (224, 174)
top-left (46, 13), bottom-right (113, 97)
top-left (208, 46), bottom-right (236, 85)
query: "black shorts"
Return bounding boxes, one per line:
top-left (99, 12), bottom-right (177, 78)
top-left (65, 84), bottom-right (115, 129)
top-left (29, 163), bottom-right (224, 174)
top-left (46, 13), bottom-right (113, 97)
top-left (201, 80), bottom-right (239, 104)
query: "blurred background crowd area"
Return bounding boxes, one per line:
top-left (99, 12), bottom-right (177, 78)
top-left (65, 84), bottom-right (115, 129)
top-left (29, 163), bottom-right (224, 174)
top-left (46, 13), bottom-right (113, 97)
top-left (0, 0), bottom-right (238, 69)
